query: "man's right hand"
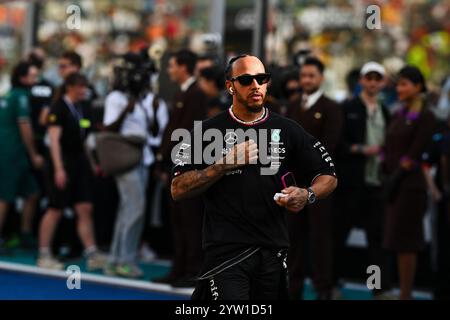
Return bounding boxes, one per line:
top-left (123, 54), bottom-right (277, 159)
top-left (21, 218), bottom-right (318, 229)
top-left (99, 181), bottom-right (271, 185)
top-left (55, 168), bottom-right (67, 190)
top-left (217, 139), bottom-right (258, 171)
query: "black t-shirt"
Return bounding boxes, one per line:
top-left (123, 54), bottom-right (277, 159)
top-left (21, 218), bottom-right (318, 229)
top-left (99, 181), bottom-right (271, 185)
top-left (29, 79), bottom-right (54, 138)
top-left (171, 108), bottom-right (336, 250)
top-left (47, 97), bottom-right (91, 157)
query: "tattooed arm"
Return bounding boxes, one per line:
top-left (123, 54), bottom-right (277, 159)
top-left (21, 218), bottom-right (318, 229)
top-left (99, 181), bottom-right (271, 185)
top-left (171, 164), bottom-right (227, 201)
top-left (171, 140), bottom-right (258, 201)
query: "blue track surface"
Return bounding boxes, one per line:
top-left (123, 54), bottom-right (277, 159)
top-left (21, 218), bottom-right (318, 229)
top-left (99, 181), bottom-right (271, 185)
top-left (0, 269), bottom-right (186, 300)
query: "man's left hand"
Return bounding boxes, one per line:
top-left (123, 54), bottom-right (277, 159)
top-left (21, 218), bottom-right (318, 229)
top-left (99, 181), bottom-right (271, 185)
top-left (275, 186), bottom-right (308, 213)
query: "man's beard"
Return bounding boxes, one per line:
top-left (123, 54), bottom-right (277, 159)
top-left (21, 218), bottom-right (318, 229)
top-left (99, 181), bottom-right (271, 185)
top-left (236, 92), bottom-right (264, 113)
top-left (247, 104), bottom-right (263, 113)
top-left (303, 86), bottom-right (320, 95)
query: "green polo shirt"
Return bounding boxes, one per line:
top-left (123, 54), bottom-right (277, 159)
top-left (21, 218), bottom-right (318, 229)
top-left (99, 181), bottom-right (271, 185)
top-left (0, 87), bottom-right (31, 165)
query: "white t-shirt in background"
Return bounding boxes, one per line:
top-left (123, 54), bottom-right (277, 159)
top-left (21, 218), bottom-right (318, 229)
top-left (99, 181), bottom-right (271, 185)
top-left (103, 90), bottom-right (147, 138)
top-left (103, 90), bottom-right (151, 165)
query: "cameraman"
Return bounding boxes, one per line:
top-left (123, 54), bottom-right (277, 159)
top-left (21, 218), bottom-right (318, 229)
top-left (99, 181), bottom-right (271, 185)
top-left (102, 53), bottom-right (157, 278)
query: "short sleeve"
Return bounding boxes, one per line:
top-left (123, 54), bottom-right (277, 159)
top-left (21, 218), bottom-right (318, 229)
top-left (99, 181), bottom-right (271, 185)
top-left (171, 125), bottom-right (206, 179)
top-left (291, 123), bottom-right (337, 185)
top-left (47, 102), bottom-right (64, 127)
top-left (14, 92), bottom-right (30, 121)
top-left (103, 91), bottom-right (127, 126)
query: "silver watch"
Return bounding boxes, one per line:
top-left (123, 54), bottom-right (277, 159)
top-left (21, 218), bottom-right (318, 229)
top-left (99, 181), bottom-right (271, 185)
top-left (306, 187), bottom-right (316, 204)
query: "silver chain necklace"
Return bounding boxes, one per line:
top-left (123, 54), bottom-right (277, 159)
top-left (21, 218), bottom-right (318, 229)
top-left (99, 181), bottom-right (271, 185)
top-left (229, 105), bottom-right (267, 125)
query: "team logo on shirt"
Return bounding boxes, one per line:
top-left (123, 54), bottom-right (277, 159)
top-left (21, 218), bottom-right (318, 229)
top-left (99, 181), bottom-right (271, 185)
top-left (224, 132), bottom-right (238, 145)
top-left (271, 129), bottom-right (281, 143)
top-left (31, 85), bottom-right (52, 98)
top-left (49, 114), bottom-right (57, 123)
top-left (267, 129), bottom-right (285, 174)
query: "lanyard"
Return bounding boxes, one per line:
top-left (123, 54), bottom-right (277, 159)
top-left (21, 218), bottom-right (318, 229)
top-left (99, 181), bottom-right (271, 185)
top-left (63, 96), bottom-right (83, 120)
top-left (63, 96), bottom-right (86, 137)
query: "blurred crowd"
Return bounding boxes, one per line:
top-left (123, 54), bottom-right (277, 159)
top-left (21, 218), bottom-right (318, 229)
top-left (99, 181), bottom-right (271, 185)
top-left (0, 45), bottom-right (450, 300)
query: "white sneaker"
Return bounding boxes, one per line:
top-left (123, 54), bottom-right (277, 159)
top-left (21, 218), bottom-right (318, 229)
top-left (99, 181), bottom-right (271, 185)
top-left (87, 251), bottom-right (108, 271)
top-left (140, 244), bottom-right (157, 263)
top-left (37, 256), bottom-right (64, 270)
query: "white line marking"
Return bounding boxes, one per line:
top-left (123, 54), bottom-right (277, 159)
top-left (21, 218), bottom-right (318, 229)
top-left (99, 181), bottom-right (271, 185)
top-left (0, 261), bottom-right (192, 297)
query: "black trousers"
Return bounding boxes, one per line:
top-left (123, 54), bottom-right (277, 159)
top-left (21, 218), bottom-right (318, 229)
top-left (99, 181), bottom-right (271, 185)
top-left (168, 196), bottom-right (203, 278)
top-left (192, 247), bottom-right (288, 300)
top-left (333, 185), bottom-right (391, 294)
top-left (287, 197), bottom-right (333, 299)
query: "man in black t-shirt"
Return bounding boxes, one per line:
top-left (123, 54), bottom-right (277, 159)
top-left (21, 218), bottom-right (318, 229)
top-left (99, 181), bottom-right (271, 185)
top-left (27, 48), bottom-right (54, 155)
top-left (37, 73), bottom-right (105, 271)
top-left (170, 55), bottom-right (337, 300)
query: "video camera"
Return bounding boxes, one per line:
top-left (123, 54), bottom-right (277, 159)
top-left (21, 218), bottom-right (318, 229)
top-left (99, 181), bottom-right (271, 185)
top-left (112, 49), bottom-right (157, 97)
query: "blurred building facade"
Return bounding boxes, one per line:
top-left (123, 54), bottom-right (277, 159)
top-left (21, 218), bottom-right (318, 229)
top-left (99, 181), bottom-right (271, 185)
top-left (0, 0), bottom-right (449, 99)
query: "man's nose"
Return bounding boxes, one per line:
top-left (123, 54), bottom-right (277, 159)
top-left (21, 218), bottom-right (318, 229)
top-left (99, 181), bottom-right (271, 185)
top-left (250, 78), bottom-right (260, 88)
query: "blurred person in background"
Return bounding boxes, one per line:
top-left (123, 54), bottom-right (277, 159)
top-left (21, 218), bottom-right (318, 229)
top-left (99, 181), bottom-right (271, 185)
top-left (101, 52), bottom-right (164, 278)
top-left (345, 68), bottom-right (362, 99)
top-left (50, 51), bottom-right (100, 258)
top-left (27, 48), bottom-right (54, 156)
top-left (285, 56), bottom-right (343, 299)
top-left (422, 130), bottom-right (450, 300)
top-left (139, 86), bottom-right (169, 263)
top-left (24, 48), bottom-right (55, 249)
top-left (197, 66), bottom-right (230, 118)
top-left (274, 67), bottom-right (301, 117)
top-left (334, 62), bottom-right (392, 299)
top-left (0, 61), bottom-right (44, 253)
top-left (435, 75), bottom-right (450, 120)
top-left (52, 51), bottom-right (98, 114)
top-left (282, 68), bottom-right (302, 105)
top-left (383, 66), bottom-right (436, 299)
top-left (153, 49), bottom-right (207, 287)
top-left (420, 109), bottom-right (450, 299)
top-left (37, 73), bottom-right (106, 270)
top-left (194, 54), bottom-right (218, 78)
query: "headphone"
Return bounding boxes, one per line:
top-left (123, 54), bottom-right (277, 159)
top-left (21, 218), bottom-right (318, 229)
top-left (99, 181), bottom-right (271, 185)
top-left (229, 88), bottom-right (234, 94)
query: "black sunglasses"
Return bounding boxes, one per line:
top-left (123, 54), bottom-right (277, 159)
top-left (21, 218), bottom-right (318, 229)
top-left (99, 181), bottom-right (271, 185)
top-left (230, 73), bottom-right (271, 86)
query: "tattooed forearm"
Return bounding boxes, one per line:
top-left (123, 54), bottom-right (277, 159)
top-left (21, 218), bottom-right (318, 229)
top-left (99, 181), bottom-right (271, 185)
top-left (171, 164), bottom-right (225, 201)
